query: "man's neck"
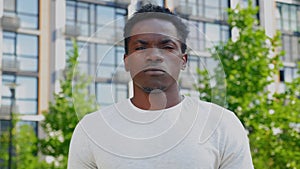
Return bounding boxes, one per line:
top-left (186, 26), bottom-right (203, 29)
top-left (131, 84), bottom-right (182, 110)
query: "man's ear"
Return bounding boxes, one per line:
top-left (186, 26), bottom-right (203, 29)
top-left (124, 54), bottom-right (130, 71)
top-left (181, 54), bottom-right (188, 70)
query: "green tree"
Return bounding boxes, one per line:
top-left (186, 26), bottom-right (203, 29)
top-left (0, 115), bottom-right (49, 168)
top-left (40, 39), bottom-right (98, 169)
top-left (196, 1), bottom-right (300, 168)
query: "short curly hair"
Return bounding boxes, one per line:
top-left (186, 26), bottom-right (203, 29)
top-left (123, 4), bottom-right (189, 54)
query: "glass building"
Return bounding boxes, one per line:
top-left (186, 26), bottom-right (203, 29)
top-left (0, 0), bottom-right (299, 160)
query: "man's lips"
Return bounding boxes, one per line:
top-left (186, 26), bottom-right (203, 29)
top-left (143, 68), bottom-right (165, 75)
top-left (144, 68), bottom-right (165, 72)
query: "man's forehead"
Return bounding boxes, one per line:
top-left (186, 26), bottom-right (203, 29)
top-left (129, 33), bottom-right (179, 42)
top-left (129, 18), bottom-right (178, 38)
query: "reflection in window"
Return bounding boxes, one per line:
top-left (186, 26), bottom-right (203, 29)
top-left (66, 41), bottom-right (125, 77)
top-left (2, 32), bottom-right (39, 72)
top-left (281, 34), bottom-right (300, 63)
top-left (3, 0), bottom-right (39, 29)
top-left (277, 2), bottom-right (300, 32)
top-left (188, 21), bottom-right (229, 52)
top-left (182, 55), bottom-right (218, 98)
top-left (178, 0), bottom-right (228, 20)
top-left (1, 75), bottom-right (38, 115)
top-left (280, 67), bottom-right (299, 92)
top-left (66, 38), bottom-right (127, 107)
top-left (96, 83), bottom-right (128, 106)
top-left (66, 0), bottom-right (127, 39)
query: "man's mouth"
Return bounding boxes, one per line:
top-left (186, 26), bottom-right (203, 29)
top-left (143, 68), bottom-right (165, 75)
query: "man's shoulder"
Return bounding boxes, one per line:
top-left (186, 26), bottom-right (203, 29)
top-left (184, 97), bottom-right (246, 143)
top-left (187, 97), bottom-right (241, 124)
top-left (80, 99), bottom-right (130, 123)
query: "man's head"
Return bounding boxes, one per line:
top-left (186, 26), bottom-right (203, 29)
top-left (124, 4), bottom-right (189, 54)
top-left (123, 4), bottom-right (189, 94)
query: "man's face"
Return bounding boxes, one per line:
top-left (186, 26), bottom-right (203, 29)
top-left (124, 18), bottom-right (187, 93)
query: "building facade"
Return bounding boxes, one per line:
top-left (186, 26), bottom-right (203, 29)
top-left (0, 0), bottom-right (299, 153)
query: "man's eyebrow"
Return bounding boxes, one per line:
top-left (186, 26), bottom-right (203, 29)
top-left (133, 39), bottom-right (148, 45)
top-left (160, 39), bottom-right (178, 45)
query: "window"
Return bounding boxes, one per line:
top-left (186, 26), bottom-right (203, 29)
top-left (181, 55), bottom-right (219, 98)
top-left (66, 41), bottom-right (127, 107)
top-left (276, 2), bottom-right (300, 32)
top-left (3, 0), bottom-right (39, 29)
top-left (66, 1), bottom-right (128, 107)
top-left (66, 0), bottom-right (127, 39)
top-left (2, 75), bottom-right (38, 115)
top-left (178, 0), bottom-right (228, 20)
top-left (188, 21), bottom-right (229, 52)
top-left (281, 34), bottom-right (300, 63)
top-left (2, 32), bottom-right (39, 72)
top-left (96, 83), bottom-right (128, 106)
top-left (276, 3), bottom-right (300, 66)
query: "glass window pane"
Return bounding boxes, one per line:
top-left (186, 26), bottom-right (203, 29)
top-left (66, 2), bottom-right (75, 20)
top-left (116, 89), bottom-right (127, 102)
top-left (205, 0), bottom-right (219, 7)
top-left (97, 45), bottom-right (115, 65)
top-left (116, 47), bottom-right (125, 65)
top-left (18, 57), bottom-right (38, 71)
top-left (293, 68), bottom-right (299, 78)
top-left (78, 47), bottom-right (88, 62)
top-left (221, 25), bottom-right (229, 41)
top-left (79, 23), bottom-right (89, 36)
top-left (292, 37), bottom-right (299, 62)
top-left (96, 65), bottom-right (114, 78)
top-left (16, 77), bottom-right (37, 99)
top-left (17, 35), bottom-right (38, 56)
top-left (97, 83), bottom-right (115, 105)
top-left (205, 8), bottom-right (219, 19)
top-left (284, 67), bottom-right (292, 82)
top-left (77, 63), bottom-right (89, 75)
top-left (291, 6), bottom-right (297, 21)
top-left (16, 100), bottom-right (37, 115)
top-left (1, 85), bottom-right (11, 97)
top-left (17, 0), bottom-right (38, 15)
top-left (2, 75), bottom-right (15, 82)
top-left (96, 6), bottom-right (114, 25)
top-left (282, 4), bottom-right (289, 20)
top-left (189, 57), bottom-right (199, 74)
top-left (19, 15), bottom-right (38, 29)
top-left (205, 23), bottom-right (220, 48)
top-left (276, 6), bottom-right (282, 30)
top-left (77, 4), bottom-right (89, 22)
top-left (3, 38), bottom-right (15, 54)
top-left (283, 35), bottom-right (291, 62)
top-left (221, 0), bottom-right (229, 8)
top-left (283, 20), bottom-right (290, 31)
top-left (290, 6), bottom-right (297, 31)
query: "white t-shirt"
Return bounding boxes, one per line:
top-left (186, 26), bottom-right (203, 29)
top-left (68, 97), bottom-right (254, 169)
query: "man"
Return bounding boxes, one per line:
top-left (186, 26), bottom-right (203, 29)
top-left (68, 4), bottom-right (254, 169)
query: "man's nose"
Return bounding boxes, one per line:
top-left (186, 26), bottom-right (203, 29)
top-left (145, 48), bottom-right (164, 62)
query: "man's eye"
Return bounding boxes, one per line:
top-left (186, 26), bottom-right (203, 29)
top-left (135, 47), bottom-right (146, 50)
top-left (163, 46), bottom-right (174, 50)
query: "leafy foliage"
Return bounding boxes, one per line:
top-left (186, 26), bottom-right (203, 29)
top-left (196, 1), bottom-right (300, 168)
top-left (0, 115), bottom-right (49, 168)
top-left (39, 39), bottom-right (98, 168)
